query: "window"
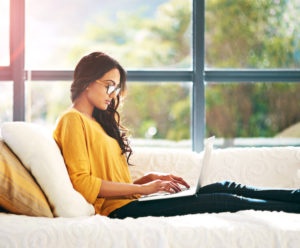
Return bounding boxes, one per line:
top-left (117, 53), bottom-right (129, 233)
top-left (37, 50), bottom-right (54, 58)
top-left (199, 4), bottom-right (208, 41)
top-left (122, 82), bottom-right (192, 148)
top-left (2, 0), bottom-right (300, 151)
top-left (0, 0), bottom-right (12, 123)
top-left (25, 0), bottom-right (192, 70)
top-left (205, 0), bottom-right (300, 69)
top-left (204, 0), bottom-right (300, 147)
top-left (25, 81), bottom-right (71, 126)
top-left (23, 0), bottom-right (194, 148)
top-left (206, 82), bottom-right (300, 146)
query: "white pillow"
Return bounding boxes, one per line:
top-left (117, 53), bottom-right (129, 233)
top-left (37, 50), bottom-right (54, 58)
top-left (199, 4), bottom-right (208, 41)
top-left (1, 122), bottom-right (95, 217)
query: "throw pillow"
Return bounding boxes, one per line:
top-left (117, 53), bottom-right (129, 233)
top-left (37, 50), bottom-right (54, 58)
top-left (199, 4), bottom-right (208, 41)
top-left (0, 140), bottom-right (53, 217)
top-left (1, 122), bottom-right (95, 217)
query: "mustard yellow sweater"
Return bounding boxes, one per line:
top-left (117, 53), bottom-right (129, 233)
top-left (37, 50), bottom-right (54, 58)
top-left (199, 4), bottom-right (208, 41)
top-left (53, 108), bottom-right (134, 216)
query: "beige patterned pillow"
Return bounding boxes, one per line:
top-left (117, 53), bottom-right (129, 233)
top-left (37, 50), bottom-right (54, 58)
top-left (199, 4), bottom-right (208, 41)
top-left (0, 140), bottom-right (53, 217)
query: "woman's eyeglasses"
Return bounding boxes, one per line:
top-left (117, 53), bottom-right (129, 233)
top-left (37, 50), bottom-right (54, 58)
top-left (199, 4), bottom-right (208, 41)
top-left (94, 80), bottom-right (121, 96)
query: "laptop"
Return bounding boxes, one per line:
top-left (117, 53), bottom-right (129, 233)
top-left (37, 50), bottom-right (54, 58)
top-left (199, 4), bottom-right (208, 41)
top-left (138, 136), bottom-right (215, 201)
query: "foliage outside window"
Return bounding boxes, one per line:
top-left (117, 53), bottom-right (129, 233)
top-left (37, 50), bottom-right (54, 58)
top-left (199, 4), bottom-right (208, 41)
top-left (25, 0), bottom-right (192, 69)
top-left (206, 83), bottom-right (300, 138)
top-left (121, 82), bottom-right (191, 141)
top-left (205, 0), bottom-right (300, 68)
top-left (205, 0), bottom-right (300, 139)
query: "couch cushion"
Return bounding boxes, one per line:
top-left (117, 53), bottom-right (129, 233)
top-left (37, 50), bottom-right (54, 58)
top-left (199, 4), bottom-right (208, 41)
top-left (1, 122), bottom-right (95, 217)
top-left (202, 147), bottom-right (300, 188)
top-left (0, 139), bottom-right (53, 217)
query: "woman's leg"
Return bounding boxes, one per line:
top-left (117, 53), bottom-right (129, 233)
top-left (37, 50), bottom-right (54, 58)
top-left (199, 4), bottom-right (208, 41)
top-left (109, 193), bottom-right (300, 219)
top-left (198, 181), bottom-right (300, 203)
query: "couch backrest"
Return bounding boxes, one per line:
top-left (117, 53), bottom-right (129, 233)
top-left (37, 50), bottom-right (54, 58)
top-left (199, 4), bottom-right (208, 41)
top-left (130, 146), bottom-right (300, 189)
top-left (129, 148), bottom-right (202, 186)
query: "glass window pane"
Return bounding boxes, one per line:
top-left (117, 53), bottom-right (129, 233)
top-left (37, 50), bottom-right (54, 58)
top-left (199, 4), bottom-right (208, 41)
top-left (122, 82), bottom-right (192, 149)
top-left (0, 0), bottom-right (10, 66)
top-left (205, 0), bottom-right (300, 69)
top-left (25, 0), bottom-right (192, 70)
top-left (25, 81), bottom-right (71, 128)
top-left (0, 82), bottom-right (13, 122)
top-left (206, 82), bottom-right (300, 147)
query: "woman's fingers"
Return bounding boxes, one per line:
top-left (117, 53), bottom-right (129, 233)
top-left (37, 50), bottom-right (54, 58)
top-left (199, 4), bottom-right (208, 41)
top-left (150, 172), bottom-right (190, 189)
top-left (167, 174), bottom-right (190, 189)
top-left (160, 180), bottom-right (182, 193)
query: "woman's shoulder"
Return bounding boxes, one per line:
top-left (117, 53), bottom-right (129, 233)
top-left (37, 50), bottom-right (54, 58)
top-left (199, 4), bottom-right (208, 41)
top-left (55, 108), bottom-right (84, 126)
top-left (63, 108), bottom-right (81, 117)
top-left (56, 108), bottom-right (100, 129)
top-left (60, 108), bottom-right (85, 119)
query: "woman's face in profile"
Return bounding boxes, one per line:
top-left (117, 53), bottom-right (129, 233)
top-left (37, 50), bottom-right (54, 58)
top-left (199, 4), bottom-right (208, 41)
top-left (86, 68), bottom-right (121, 111)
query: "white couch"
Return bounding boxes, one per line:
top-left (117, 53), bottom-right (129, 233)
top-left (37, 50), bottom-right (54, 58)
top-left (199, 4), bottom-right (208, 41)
top-left (1, 122), bottom-right (300, 248)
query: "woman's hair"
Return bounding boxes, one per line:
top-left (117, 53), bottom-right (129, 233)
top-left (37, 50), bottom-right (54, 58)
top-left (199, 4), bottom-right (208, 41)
top-left (71, 51), bottom-right (132, 162)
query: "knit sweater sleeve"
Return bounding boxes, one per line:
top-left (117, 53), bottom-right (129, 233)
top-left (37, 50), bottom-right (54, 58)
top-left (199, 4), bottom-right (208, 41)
top-left (53, 112), bottom-right (101, 204)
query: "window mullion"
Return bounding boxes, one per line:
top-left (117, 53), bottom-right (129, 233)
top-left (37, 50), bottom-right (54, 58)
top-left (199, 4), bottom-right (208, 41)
top-left (192, 0), bottom-right (205, 152)
top-left (10, 0), bottom-right (25, 121)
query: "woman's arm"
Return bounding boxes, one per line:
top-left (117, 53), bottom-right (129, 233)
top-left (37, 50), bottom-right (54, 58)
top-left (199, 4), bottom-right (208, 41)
top-left (98, 178), bottom-right (187, 198)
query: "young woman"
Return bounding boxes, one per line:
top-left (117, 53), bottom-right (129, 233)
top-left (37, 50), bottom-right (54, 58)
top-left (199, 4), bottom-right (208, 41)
top-left (53, 51), bottom-right (300, 218)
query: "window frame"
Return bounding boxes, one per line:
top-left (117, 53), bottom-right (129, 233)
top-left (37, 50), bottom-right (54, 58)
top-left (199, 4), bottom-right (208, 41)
top-left (1, 0), bottom-right (300, 152)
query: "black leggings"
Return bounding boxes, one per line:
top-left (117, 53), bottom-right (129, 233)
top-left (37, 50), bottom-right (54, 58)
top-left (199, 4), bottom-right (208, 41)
top-left (108, 181), bottom-right (300, 219)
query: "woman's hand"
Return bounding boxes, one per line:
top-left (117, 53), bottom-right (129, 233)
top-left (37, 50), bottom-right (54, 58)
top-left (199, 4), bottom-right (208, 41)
top-left (134, 172), bottom-right (190, 195)
top-left (150, 172), bottom-right (190, 189)
top-left (139, 179), bottom-right (185, 195)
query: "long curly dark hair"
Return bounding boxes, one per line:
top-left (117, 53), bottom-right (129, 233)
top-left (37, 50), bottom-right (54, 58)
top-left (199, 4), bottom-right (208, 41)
top-left (70, 51), bottom-right (132, 162)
